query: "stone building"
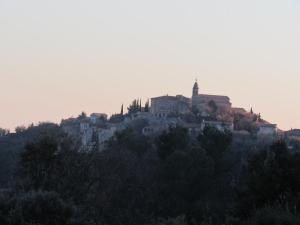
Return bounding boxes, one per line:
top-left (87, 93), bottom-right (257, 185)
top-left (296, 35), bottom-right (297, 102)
top-left (80, 122), bottom-right (94, 146)
top-left (150, 95), bottom-right (190, 118)
top-left (150, 81), bottom-right (232, 117)
top-left (191, 81), bottom-right (232, 112)
top-left (286, 129), bottom-right (300, 138)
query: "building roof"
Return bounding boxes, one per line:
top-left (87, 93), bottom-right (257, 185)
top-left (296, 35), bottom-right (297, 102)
top-left (151, 95), bottom-right (177, 100)
top-left (259, 124), bottom-right (277, 128)
top-left (151, 95), bottom-right (190, 102)
top-left (90, 113), bottom-right (107, 117)
top-left (232, 107), bottom-right (247, 113)
top-left (286, 129), bottom-right (300, 136)
top-left (199, 94), bottom-right (230, 101)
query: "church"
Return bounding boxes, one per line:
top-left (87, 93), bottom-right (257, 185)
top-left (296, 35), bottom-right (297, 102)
top-left (191, 80), bottom-right (232, 112)
top-left (150, 80), bottom-right (232, 117)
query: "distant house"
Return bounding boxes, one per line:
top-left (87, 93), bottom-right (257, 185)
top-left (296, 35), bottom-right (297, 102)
top-left (285, 129), bottom-right (300, 149)
top-left (286, 129), bottom-right (300, 137)
top-left (257, 124), bottom-right (277, 136)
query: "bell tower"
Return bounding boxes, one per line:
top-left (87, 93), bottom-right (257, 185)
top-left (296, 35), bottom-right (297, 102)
top-left (191, 79), bottom-right (199, 111)
top-left (192, 79), bottom-right (199, 97)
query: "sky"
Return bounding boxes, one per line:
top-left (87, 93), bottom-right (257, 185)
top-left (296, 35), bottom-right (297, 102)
top-left (0, 0), bottom-right (300, 131)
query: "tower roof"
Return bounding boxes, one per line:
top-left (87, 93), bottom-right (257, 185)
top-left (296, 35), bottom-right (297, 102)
top-left (193, 80), bottom-right (199, 89)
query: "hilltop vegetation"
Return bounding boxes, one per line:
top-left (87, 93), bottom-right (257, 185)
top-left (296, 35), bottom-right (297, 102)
top-left (0, 123), bottom-right (300, 225)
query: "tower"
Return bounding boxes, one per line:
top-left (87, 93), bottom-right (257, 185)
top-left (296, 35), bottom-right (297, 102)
top-left (192, 80), bottom-right (199, 111)
top-left (192, 80), bottom-right (199, 97)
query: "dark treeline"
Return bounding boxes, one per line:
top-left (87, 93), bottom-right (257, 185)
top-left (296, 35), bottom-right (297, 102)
top-left (1, 123), bottom-right (300, 225)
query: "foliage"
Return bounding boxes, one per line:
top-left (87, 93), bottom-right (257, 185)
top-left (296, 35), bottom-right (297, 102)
top-left (109, 113), bottom-right (124, 123)
top-left (247, 207), bottom-right (300, 225)
top-left (78, 112), bottom-right (87, 119)
top-left (145, 99), bottom-right (150, 112)
top-left (236, 140), bottom-right (300, 219)
top-left (198, 126), bottom-right (232, 162)
top-left (18, 136), bottom-right (61, 190)
top-left (127, 99), bottom-right (142, 114)
top-left (0, 128), bottom-right (9, 136)
top-left (1, 123), bottom-right (299, 225)
top-left (121, 104), bottom-right (124, 115)
top-left (157, 126), bottom-right (189, 160)
top-left (15, 126), bottom-right (26, 134)
top-left (0, 190), bottom-right (75, 225)
top-left (148, 216), bottom-right (188, 225)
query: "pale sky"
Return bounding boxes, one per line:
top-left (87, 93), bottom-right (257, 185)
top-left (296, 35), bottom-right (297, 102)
top-left (1, 0), bottom-right (300, 131)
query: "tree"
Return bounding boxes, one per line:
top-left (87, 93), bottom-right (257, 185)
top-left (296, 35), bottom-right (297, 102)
top-left (236, 140), bottom-right (300, 218)
top-left (17, 136), bottom-right (62, 190)
top-left (156, 126), bottom-right (189, 160)
top-left (198, 126), bottom-right (232, 162)
top-left (0, 191), bottom-right (75, 225)
top-left (247, 207), bottom-right (300, 225)
top-left (258, 113), bottom-right (262, 122)
top-left (15, 126), bottom-right (26, 134)
top-left (121, 104), bottom-right (124, 115)
top-left (145, 99), bottom-right (150, 112)
top-left (127, 99), bottom-right (142, 114)
top-left (0, 128), bottom-right (9, 137)
top-left (109, 113), bottom-right (124, 123)
top-left (107, 128), bottom-right (151, 156)
top-left (78, 111), bottom-right (87, 119)
top-left (149, 216), bottom-right (188, 225)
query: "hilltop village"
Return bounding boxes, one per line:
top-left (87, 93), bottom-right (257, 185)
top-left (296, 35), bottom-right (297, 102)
top-left (61, 81), bottom-right (299, 151)
top-left (61, 81), bottom-right (300, 149)
top-left (1, 81), bottom-right (300, 225)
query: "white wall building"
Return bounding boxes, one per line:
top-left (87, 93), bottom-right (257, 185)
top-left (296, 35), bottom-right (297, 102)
top-left (257, 124), bottom-right (277, 136)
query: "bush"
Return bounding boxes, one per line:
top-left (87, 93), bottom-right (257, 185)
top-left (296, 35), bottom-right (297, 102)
top-left (247, 207), bottom-right (300, 225)
top-left (149, 216), bottom-right (188, 225)
top-left (0, 191), bottom-right (75, 225)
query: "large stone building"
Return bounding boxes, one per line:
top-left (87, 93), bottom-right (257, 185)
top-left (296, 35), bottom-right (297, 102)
top-left (150, 81), bottom-right (232, 116)
top-left (150, 95), bottom-right (190, 118)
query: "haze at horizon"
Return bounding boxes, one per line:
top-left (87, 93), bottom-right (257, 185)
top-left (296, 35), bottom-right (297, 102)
top-left (1, 0), bottom-right (300, 131)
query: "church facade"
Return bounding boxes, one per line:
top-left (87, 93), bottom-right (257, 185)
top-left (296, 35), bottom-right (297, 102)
top-left (150, 81), bottom-right (232, 117)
